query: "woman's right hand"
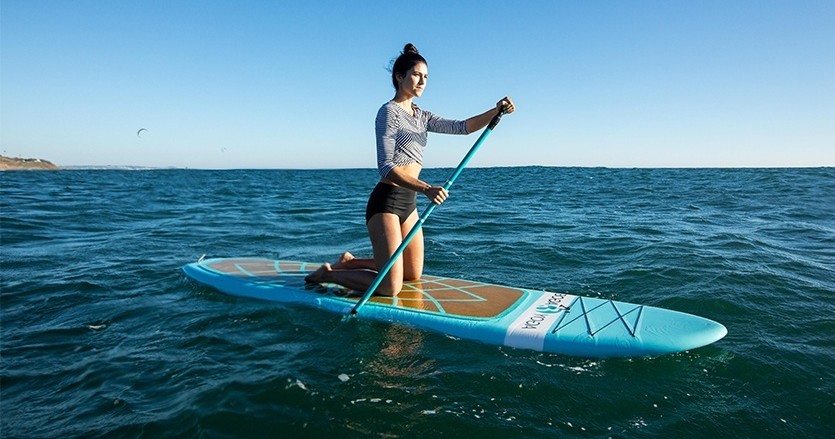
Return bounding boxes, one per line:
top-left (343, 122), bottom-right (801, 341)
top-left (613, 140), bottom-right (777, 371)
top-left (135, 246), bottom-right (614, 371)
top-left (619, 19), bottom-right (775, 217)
top-left (424, 186), bottom-right (449, 205)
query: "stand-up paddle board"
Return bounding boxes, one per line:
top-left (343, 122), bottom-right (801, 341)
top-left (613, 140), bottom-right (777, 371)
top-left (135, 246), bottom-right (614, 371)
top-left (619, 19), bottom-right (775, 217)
top-left (182, 258), bottom-right (727, 358)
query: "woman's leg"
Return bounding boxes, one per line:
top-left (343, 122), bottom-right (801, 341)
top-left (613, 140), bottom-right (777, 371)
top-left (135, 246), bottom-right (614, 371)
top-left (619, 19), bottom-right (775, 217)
top-left (366, 212), bottom-right (407, 296)
top-left (400, 209), bottom-right (424, 281)
top-left (304, 212), bottom-right (405, 296)
top-left (333, 209), bottom-right (423, 278)
top-left (305, 209), bottom-right (425, 296)
top-left (303, 261), bottom-right (377, 293)
top-left (331, 252), bottom-right (376, 270)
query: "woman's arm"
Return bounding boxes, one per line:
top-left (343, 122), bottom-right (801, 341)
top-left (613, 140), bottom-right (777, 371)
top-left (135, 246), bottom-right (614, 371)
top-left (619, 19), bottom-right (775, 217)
top-left (385, 165), bottom-right (429, 193)
top-left (385, 165), bottom-right (449, 205)
top-left (465, 96), bottom-right (515, 133)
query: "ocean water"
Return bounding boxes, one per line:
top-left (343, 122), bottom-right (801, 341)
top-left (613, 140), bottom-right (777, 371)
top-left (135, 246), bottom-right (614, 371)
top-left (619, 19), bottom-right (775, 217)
top-left (1, 167), bottom-right (833, 438)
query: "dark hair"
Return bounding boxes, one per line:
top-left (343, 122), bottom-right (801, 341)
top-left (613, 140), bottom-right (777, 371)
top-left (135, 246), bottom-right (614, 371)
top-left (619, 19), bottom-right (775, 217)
top-left (390, 43), bottom-right (427, 90)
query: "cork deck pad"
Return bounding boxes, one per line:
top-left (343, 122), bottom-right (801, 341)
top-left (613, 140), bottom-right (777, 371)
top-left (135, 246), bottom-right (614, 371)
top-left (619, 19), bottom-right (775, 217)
top-left (203, 258), bottom-right (525, 319)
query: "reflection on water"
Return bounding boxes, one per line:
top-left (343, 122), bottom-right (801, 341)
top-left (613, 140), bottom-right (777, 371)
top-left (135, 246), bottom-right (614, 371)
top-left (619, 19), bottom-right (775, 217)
top-left (371, 324), bottom-right (431, 381)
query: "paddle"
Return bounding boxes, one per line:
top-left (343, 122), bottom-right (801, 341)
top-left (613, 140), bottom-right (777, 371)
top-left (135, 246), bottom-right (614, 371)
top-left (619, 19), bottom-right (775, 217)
top-left (350, 107), bottom-right (507, 315)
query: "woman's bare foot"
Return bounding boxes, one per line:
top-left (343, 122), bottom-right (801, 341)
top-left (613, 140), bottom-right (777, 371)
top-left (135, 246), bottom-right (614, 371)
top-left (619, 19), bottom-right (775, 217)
top-left (331, 252), bottom-right (355, 269)
top-left (304, 262), bottom-right (332, 284)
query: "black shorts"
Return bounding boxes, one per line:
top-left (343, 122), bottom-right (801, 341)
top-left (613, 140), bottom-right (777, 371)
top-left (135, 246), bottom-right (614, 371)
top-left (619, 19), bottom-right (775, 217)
top-left (365, 182), bottom-right (417, 224)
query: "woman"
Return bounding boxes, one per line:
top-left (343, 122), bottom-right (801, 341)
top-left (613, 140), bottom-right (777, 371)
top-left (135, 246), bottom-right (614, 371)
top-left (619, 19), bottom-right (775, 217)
top-left (305, 43), bottom-right (515, 296)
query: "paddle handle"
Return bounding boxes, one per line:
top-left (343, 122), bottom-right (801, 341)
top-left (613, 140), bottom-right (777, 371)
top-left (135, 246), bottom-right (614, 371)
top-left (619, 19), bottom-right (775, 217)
top-left (350, 110), bottom-right (505, 315)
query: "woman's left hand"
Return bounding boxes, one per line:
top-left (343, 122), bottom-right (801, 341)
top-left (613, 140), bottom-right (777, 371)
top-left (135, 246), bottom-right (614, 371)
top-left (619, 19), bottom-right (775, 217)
top-left (497, 97), bottom-right (515, 114)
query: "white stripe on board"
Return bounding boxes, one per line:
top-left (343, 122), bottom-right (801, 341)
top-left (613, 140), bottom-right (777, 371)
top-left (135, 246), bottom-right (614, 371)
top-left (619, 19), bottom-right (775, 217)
top-left (504, 292), bottom-right (575, 351)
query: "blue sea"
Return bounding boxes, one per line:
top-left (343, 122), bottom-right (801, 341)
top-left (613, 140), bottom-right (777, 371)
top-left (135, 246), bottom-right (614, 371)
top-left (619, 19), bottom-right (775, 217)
top-left (1, 167), bottom-right (833, 438)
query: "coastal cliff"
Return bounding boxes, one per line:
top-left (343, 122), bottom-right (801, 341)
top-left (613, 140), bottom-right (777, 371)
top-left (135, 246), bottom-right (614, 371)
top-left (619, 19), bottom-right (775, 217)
top-left (0, 155), bottom-right (59, 170)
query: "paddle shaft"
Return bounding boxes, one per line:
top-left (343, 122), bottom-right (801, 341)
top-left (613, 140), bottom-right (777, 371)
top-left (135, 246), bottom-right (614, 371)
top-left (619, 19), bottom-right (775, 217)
top-left (350, 110), bottom-right (505, 314)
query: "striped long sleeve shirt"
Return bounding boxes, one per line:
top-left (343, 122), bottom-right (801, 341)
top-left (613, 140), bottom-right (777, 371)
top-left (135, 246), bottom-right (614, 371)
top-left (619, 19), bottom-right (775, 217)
top-left (375, 101), bottom-right (469, 178)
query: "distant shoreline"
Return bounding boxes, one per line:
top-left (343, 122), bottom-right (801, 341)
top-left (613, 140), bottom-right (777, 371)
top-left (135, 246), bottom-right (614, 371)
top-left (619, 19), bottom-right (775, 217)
top-left (0, 155), bottom-right (59, 170)
top-left (0, 156), bottom-right (831, 172)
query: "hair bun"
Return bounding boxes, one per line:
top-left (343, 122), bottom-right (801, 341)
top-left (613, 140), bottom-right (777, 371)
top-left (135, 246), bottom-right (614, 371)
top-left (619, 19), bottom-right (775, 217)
top-left (403, 43), bottom-right (420, 55)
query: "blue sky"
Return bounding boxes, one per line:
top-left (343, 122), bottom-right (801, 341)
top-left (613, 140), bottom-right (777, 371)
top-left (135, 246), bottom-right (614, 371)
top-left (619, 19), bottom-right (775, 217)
top-left (2, 0), bottom-right (833, 168)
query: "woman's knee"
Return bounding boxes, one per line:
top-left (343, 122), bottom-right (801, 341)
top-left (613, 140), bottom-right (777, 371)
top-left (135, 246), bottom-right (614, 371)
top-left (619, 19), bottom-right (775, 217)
top-left (403, 266), bottom-right (422, 282)
top-left (375, 277), bottom-right (403, 297)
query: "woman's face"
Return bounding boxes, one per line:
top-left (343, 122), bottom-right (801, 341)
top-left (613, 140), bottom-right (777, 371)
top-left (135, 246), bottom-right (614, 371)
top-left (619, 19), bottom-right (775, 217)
top-left (397, 62), bottom-right (428, 98)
